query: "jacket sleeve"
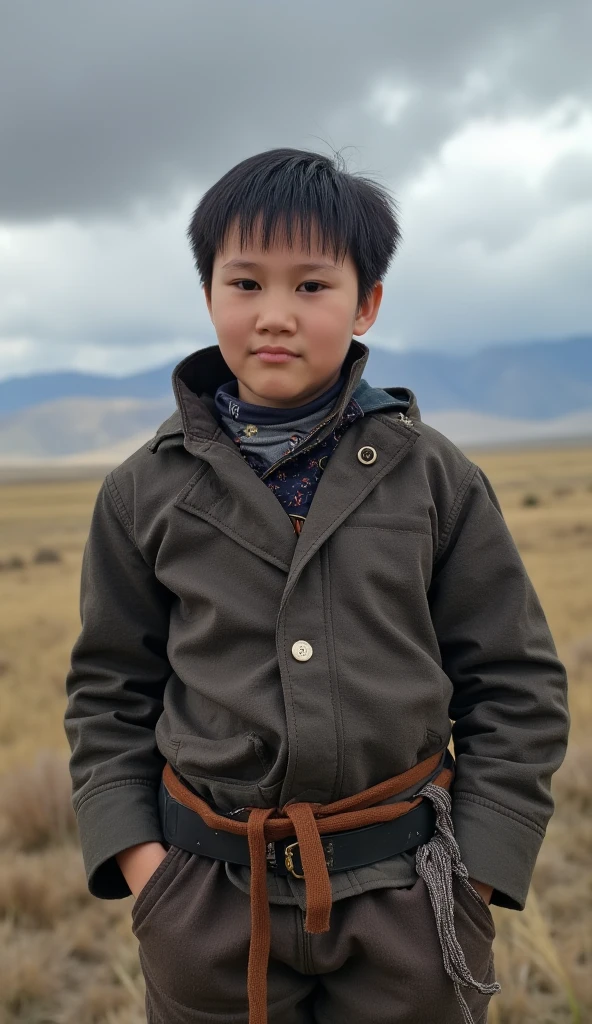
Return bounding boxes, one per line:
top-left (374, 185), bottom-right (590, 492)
top-left (428, 464), bottom-right (569, 910)
top-left (64, 472), bottom-right (172, 899)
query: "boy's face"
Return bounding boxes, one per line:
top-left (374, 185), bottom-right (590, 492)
top-left (204, 218), bottom-right (382, 408)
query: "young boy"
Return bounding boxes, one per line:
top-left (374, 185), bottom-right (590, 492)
top-left (64, 148), bottom-right (569, 1024)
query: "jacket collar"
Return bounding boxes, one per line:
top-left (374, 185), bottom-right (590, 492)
top-left (160, 338), bottom-right (422, 580)
top-left (148, 339), bottom-right (420, 452)
top-left (353, 378), bottom-right (421, 420)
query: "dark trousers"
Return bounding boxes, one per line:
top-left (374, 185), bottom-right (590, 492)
top-left (132, 845), bottom-right (497, 1023)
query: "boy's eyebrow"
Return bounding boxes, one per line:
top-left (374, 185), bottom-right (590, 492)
top-left (221, 259), bottom-right (342, 273)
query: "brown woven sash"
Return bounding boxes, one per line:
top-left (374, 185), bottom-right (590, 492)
top-left (162, 751), bottom-right (453, 1024)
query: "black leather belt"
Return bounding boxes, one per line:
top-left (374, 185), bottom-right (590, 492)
top-left (158, 779), bottom-right (436, 877)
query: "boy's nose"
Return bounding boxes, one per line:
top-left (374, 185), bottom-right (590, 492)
top-left (255, 304), bottom-right (297, 334)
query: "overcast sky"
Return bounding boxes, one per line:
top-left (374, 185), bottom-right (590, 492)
top-left (1, 0), bottom-right (591, 381)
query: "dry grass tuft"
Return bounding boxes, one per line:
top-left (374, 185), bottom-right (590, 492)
top-left (491, 890), bottom-right (583, 1024)
top-left (0, 847), bottom-right (94, 928)
top-left (522, 492), bottom-right (541, 506)
top-left (58, 976), bottom-right (135, 1024)
top-left (0, 803), bottom-right (138, 1024)
top-left (33, 547), bottom-right (63, 564)
top-left (0, 921), bottom-right (65, 1019)
top-left (0, 750), bottom-right (77, 851)
top-left (0, 555), bottom-right (26, 572)
top-left (487, 742), bottom-right (592, 1022)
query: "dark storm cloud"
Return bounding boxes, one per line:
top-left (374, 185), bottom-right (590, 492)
top-left (1, 0), bottom-right (589, 221)
top-left (0, 0), bottom-right (590, 379)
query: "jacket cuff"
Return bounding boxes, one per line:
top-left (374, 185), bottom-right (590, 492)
top-left (452, 793), bottom-right (545, 910)
top-left (76, 782), bottom-right (164, 899)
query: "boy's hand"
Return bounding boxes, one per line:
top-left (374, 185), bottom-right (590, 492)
top-left (116, 841), bottom-right (169, 898)
top-left (468, 877), bottom-right (493, 905)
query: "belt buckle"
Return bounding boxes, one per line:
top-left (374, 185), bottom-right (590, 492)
top-left (284, 841), bottom-right (305, 879)
top-left (284, 839), bottom-right (335, 878)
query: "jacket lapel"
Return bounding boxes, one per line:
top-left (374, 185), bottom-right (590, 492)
top-left (280, 411), bottom-right (420, 607)
top-left (174, 434), bottom-right (299, 573)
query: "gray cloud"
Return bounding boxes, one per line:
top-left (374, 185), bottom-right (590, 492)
top-left (1, 0), bottom-right (589, 221)
top-left (0, 0), bottom-right (591, 379)
top-left (543, 151), bottom-right (592, 205)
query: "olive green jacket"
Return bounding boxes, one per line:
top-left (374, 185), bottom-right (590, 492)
top-left (64, 339), bottom-right (569, 910)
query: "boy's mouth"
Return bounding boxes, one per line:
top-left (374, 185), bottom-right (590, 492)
top-left (253, 346), bottom-right (300, 363)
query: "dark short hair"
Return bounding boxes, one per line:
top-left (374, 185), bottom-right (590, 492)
top-left (187, 147), bottom-right (401, 309)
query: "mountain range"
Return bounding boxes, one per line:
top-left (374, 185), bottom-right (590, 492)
top-left (0, 336), bottom-right (590, 462)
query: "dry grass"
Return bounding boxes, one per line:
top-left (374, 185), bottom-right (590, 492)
top-left (0, 445), bottom-right (591, 1023)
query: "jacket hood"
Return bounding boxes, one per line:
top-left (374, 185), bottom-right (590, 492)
top-left (148, 339), bottom-right (420, 451)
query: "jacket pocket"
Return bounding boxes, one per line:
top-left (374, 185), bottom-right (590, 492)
top-left (175, 731), bottom-right (274, 785)
top-left (342, 511), bottom-right (432, 534)
top-left (173, 732), bottom-right (281, 811)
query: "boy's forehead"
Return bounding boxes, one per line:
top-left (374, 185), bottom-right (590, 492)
top-left (216, 218), bottom-right (347, 270)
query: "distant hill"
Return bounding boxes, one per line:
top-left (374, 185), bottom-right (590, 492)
top-left (366, 335), bottom-right (592, 420)
top-left (2, 335), bottom-right (591, 419)
top-left (0, 364), bottom-right (180, 415)
top-left (425, 407), bottom-right (592, 447)
top-left (0, 397), bottom-right (173, 458)
top-left (0, 335), bottom-right (591, 460)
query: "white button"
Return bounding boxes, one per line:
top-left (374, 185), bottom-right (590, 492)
top-left (292, 640), bottom-right (313, 662)
top-left (357, 445), bottom-right (377, 465)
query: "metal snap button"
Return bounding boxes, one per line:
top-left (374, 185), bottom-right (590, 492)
top-left (357, 446), bottom-right (377, 465)
top-left (291, 640), bottom-right (313, 662)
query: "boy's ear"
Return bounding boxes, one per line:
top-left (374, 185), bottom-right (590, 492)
top-left (353, 281), bottom-right (383, 337)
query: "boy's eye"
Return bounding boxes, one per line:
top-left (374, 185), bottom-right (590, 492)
top-left (233, 280), bottom-right (325, 293)
top-left (298, 281), bottom-right (325, 293)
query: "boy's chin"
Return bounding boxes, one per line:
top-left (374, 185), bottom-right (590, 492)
top-left (239, 374), bottom-right (307, 405)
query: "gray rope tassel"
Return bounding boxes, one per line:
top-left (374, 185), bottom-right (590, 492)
top-left (415, 782), bottom-right (501, 1024)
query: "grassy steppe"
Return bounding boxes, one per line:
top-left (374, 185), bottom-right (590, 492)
top-left (0, 446), bottom-right (591, 1023)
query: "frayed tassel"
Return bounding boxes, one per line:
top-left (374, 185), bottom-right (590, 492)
top-left (416, 783), bottom-right (501, 1024)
